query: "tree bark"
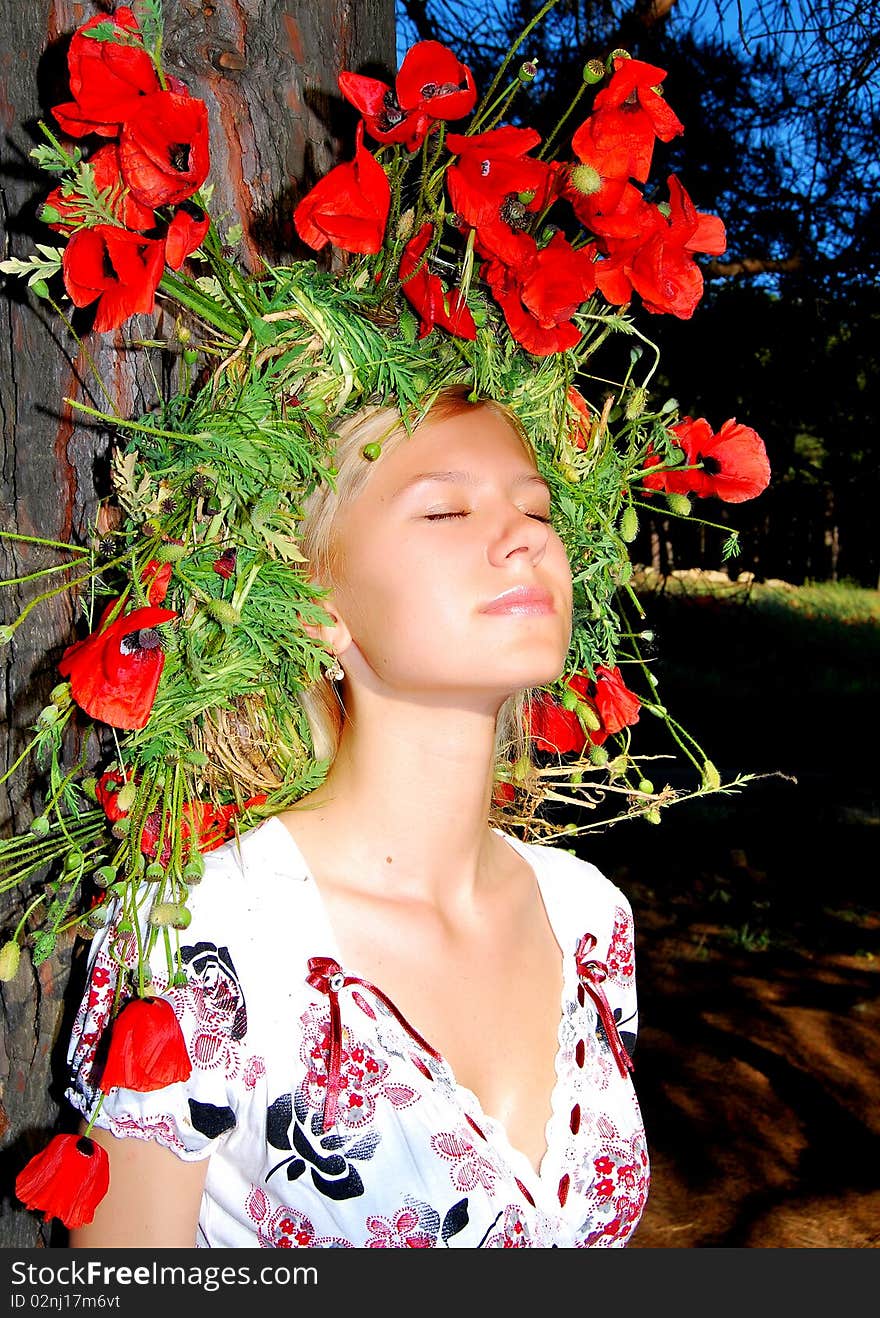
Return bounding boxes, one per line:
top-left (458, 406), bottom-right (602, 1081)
top-left (0, 0), bottom-right (394, 1248)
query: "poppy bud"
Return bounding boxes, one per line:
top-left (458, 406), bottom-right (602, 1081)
top-left (589, 744), bottom-right (608, 766)
top-left (702, 760), bottom-right (721, 791)
top-left (644, 808), bottom-right (662, 824)
top-left (63, 849), bottom-right (85, 873)
top-left (582, 58), bottom-right (605, 84)
top-left (666, 493), bottom-right (691, 516)
top-left (157, 542), bottom-right (188, 562)
top-left (570, 770), bottom-right (583, 784)
top-left (0, 625), bottom-right (14, 645)
top-left (396, 208), bottom-right (415, 242)
top-left (608, 755), bottom-right (628, 778)
top-left (620, 507), bottom-right (638, 542)
top-left (637, 778), bottom-right (654, 795)
top-left (15, 1134), bottom-right (110, 1229)
top-left (206, 599), bottom-right (240, 626)
top-left (98, 996), bottom-right (191, 1092)
top-left (625, 387), bottom-right (647, 420)
top-left (31, 279), bottom-right (52, 300)
top-left (560, 685), bottom-right (580, 711)
top-left (577, 702), bottom-right (601, 732)
top-left (0, 940), bottom-right (21, 982)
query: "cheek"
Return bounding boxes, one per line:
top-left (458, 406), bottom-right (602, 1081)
top-left (337, 531), bottom-right (455, 625)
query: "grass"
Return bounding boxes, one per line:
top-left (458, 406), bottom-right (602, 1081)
top-left (577, 570), bottom-right (880, 954)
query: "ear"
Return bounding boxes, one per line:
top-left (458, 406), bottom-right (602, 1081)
top-left (300, 594), bottom-right (354, 657)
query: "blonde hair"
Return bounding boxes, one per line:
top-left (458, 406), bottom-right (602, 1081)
top-left (295, 386), bottom-right (539, 812)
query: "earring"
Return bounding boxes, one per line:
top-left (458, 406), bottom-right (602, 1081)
top-left (325, 654), bottom-right (344, 681)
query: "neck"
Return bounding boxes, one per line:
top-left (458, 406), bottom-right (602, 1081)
top-left (291, 690), bottom-right (515, 906)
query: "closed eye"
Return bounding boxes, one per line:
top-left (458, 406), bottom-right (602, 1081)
top-left (424, 512), bottom-right (553, 523)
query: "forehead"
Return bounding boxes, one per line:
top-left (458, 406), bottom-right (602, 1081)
top-left (370, 405), bottom-right (540, 500)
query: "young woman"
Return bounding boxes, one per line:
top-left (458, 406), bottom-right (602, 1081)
top-left (65, 388), bottom-right (648, 1249)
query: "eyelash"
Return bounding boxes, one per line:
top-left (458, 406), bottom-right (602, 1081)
top-left (424, 512), bottom-right (552, 524)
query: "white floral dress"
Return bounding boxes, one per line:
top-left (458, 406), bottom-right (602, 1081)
top-left (66, 814), bottom-right (649, 1248)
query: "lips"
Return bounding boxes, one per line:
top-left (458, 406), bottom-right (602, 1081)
top-left (480, 585), bottom-right (555, 615)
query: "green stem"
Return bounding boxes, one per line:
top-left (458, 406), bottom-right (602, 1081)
top-left (157, 271), bottom-right (243, 339)
top-left (469, 77), bottom-right (522, 135)
top-left (537, 81), bottom-right (591, 161)
top-left (0, 529), bottom-right (90, 555)
top-left (46, 294), bottom-right (120, 416)
top-left (470, 0), bottom-right (563, 125)
top-left (11, 895), bottom-right (47, 946)
top-left (62, 397), bottom-right (203, 444)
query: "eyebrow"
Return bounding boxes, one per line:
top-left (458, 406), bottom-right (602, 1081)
top-left (391, 470), bottom-right (551, 500)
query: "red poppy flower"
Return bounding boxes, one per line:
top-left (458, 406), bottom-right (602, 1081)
top-left (526, 672), bottom-right (592, 754)
top-left (119, 91), bottom-right (210, 208)
top-left (141, 558), bottom-right (173, 605)
top-left (212, 548), bottom-right (238, 580)
top-left (492, 779), bottom-right (516, 806)
top-left (629, 176), bottom-right (726, 318)
top-left (62, 225), bottom-right (165, 333)
top-left (396, 41), bottom-right (477, 120)
top-left (94, 770), bottom-right (128, 824)
top-left (593, 666), bottom-right (641, 736)
top-left (446, 126), bottom-right (554, 247)
top-left (338, 71), bottom-right (430, 150)
top-left (590, 57), bottom-right (684, 175)
top-left (98, 997), bottom-right (191, 1093)
top-left (140, 793), bottom-right (268, 866)
top-left (340, 41), bottom-right (475, 151)
top-left (57, 605), bottom-right (177, 730)
top-left (567, 387), bottom-right (595, 451)
top-left (15, 1134), bottom-right (109, 1229)
top-left (483, 232), bottom-right (596, 356)
top-left (399, 223), bottom-right (477, 340)
top-left (51, 7), bottom-right (159, 138)
top-left (164, 202), bottom-right (210, 270)
top-left (43, 145), bottom-right (154, 234)
top-left (294, 122), bottom-right (391, 255)
top-left (643, 416), bottom-right (771, 503)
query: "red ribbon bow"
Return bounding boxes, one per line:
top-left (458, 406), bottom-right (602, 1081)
top-left (574, 933), bottom-right (634, 1079)
top-left (306, 956), bottom-right (443, 1132)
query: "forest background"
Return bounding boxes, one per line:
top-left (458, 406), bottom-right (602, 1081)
top-left (1, 0), bottom-right (877, 1249)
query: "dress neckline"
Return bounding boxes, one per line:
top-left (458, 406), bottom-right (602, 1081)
top-left (258, 812), bottom-right (573, 1200)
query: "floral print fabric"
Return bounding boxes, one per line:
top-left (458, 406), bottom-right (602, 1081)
top-left (66, 815), bottom-right (649, 1248)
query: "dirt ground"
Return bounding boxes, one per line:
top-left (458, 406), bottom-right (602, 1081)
top-left (599, 827), bottom-right (880, 1249)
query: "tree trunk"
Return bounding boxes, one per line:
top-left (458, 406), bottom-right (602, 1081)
top-left (0, 0), bottom-right (395, 1248)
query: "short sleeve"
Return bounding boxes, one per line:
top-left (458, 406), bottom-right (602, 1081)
top-left (65, 850), bottom-right (253, 1162)
top-left (601, 889), bottom-right (639, 1060)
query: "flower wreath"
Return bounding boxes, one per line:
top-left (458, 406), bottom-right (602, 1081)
top-left (1, 0), bottom-right (770, 1228)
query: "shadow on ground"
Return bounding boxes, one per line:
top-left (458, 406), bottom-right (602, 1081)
top-left (583, 781), bottom-right (880, 1248)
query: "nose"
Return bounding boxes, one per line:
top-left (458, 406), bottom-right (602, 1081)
top-left (487, 503), bottom-right (550, 565)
